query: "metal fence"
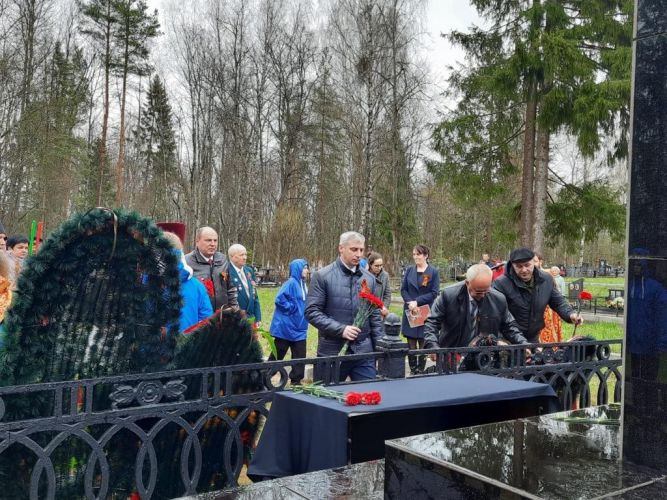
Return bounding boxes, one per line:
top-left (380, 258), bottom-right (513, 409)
top-left (0, 340), bottom-right (622, 499)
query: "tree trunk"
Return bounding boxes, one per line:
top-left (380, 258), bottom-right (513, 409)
top-left (520, 74), bottom-right (537, 247)
top-left (532, 124), bottom-right (549, 254)
top-left (114, 40), bottom-right (130, 207)
top-left (97, 2), bottom-right (112, 206)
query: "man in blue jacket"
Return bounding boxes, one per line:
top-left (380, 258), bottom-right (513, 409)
top-left (305, 231), bottom-right (384, 381)
top-left (269, 259), bottom-right (310, 384)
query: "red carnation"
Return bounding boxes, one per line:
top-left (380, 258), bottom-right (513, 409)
top-left (361, 391), bottom-right (382, 405)
top-left (202, 278), bottom-right (215, 299)
top-left (344, 392), bottom-right (362, 406)
top-left (579, 291), bottom-right (593, 301)
top-left (338, 279), bottom-right (386, 356)
top-left (359, 291), bottom-right (385, 309)
top-left (240, 431), bottom-right (251, 444)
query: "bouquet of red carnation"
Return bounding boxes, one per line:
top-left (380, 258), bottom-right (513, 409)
top-left (338, 279), bottom-right (385, 355)
top-left (291, 383), bottom-right (382, 407)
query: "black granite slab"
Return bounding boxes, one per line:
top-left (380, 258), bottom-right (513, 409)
top-left (636, 0), bottom-right (667, 38)
top-left (624, 0), bottom-right (667, 474)
top-left (178, 460), bottom-right (384, 499)
top-left (385, 406), bottom-right (667, 499)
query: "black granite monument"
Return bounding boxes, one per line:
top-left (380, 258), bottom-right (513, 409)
top-left (622, 0), bottom-right (667, 473)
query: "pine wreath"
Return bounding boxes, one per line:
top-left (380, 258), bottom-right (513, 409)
top-left (0, 207), bottom-right (181, 385)
top-left (151, 308), bottom-right (265, 497)
top-left (0, 208), bottom-right (183, 499)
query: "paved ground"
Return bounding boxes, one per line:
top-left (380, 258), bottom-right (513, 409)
top-left (580, 311), bottom-right (624, 325)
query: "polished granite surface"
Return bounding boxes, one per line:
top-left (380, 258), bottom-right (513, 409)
top-left (623, 0), bottom-right (667, 474)
top-left (385, 405), bottom-right (667, 499)
top-left (179, 460), bottom-right (384, 499)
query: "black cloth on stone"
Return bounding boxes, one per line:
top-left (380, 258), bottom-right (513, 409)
top-left (247, 374), bottom-right (558, 480)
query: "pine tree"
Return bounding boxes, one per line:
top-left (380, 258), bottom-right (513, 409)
top-left (134, 74), bottom-right (178, 218)
top-left (431, 0), bottom-right (632, 253)
top-left (12, 43), bottom-right (89, 229)
top-left (111, 0), bottom-right (160, 207)
top-left (78, 0), bottom-right (116, 205)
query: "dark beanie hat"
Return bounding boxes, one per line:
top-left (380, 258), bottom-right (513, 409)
top-left (509, 247), bottom-right (535, 263)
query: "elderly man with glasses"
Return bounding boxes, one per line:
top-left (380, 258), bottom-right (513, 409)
top-left (423, 264), bottom-right (528, 352)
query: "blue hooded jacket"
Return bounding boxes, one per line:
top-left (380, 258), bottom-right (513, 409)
top-left (176, 250), bottom-right (214, 333)
top-left (270, 259), bottom-right (309, 341)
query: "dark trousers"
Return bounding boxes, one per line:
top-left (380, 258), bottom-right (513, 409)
top-left (312, 356), bottom-right (377, 383)
top-left (407, 337), bottom-right (426, 374)
top-left (269, 337), bottom-right (307, 384)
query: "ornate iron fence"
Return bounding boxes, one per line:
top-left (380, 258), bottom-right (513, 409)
top-left (0, 340), bottom-right (622, 499)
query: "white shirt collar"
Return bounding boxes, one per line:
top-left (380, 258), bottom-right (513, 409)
top-left (340, 260), bottom-right (357, 273)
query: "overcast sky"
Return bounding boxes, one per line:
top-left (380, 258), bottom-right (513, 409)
top-left (423, 0), bottom-right (480, 96)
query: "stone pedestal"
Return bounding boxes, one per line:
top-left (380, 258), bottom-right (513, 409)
top-left (376, 313), bottom-right (409, 379)
top-left (385, 406), bottom-right (667, 499)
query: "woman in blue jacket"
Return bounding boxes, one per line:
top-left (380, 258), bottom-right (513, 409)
top-left (401, 245), bottom-right (440, 374)
top-left (269, 259), bottom-right (309, 384)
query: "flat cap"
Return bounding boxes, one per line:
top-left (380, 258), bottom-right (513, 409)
top-left (509, 247), bottom-right (535, 263)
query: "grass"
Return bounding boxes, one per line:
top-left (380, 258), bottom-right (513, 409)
top-left (564, 276), bottom-right (625, 299)
top-left (256, 287), bottom-right (624, 358)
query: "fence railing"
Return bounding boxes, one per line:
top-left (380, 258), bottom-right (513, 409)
top-left (0, 340), bottom-right (622, 499)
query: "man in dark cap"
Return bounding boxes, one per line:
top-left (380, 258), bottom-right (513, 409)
top-left (493, 247), bottom-right (582, 343)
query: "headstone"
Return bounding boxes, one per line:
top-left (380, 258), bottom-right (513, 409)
top-left (568, 278), bottom-right (584, 301)
top-left (622, 0), bottom-right (667, 471)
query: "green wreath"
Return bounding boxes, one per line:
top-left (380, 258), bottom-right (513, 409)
top-left (0, 207), bottom-right (181, 386)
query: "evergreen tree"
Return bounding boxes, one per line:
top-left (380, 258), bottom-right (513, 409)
top-left (306, 54), bottom-right (348, 260)
top-left (78, 0), bottom-right (116, 205)
top-left (12, 43), bottom-right (89, 229)
top-left (111, 0), bottom-right (160, 207)
top-left (430, 0), bottom-right (632, 253)
top-left (134, 74), bottom-right (178, 218)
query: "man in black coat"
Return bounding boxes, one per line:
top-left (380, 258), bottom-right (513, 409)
top-left (423, 264), bottom-right (527, 351)
top-left (305, 231), bottom-right (384, 381)
top-left (493, 247), bottom-right (582, 343)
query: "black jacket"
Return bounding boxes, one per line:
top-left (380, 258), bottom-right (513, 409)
top-left (423, 282), bottom-right (527, 349)
top-left (305, 258), bottom-right (384, 356)
top-left (493, 263), bottom-right (574, 342)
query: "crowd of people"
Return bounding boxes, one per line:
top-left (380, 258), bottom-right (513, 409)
top-left (0, 216), bottom-right (584, 385)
